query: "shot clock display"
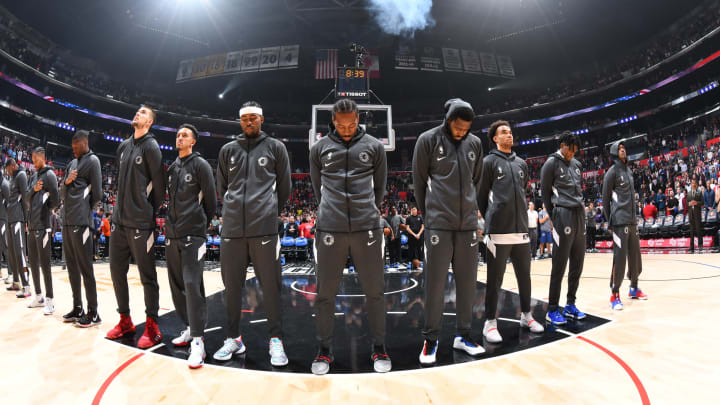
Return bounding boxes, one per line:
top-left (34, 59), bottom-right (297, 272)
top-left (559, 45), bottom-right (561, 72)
top-left (336, 67), bottom-right (369, 99)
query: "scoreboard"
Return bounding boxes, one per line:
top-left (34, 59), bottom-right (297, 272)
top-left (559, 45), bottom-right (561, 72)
top-left (336, 67), bottom-right (369, 100)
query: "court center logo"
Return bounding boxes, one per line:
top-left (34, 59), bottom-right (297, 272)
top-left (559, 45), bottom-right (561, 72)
top-left (359, 152), bottom-right (370, 163)
top-left (564, 226), bottom-right (572, 235)
top-left (258, 157), bottom-right (268, 167)
top-left (184, 174), bottom-right (193, 183)
top-left (323, 234), bottom-right (335, 246)
top-left (430, 234), bottom-right (440, 245)
top-left (468, 151), bottom-right (476, 161)
top-left (135, 156), bottom-right (143, 165)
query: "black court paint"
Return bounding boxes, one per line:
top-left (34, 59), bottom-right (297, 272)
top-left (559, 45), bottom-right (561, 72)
top-left (112, 272), bottom-right (610, 373)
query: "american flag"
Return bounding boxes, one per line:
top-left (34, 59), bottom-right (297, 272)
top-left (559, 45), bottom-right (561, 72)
top-left (315, 49), bottom-right (338, 79)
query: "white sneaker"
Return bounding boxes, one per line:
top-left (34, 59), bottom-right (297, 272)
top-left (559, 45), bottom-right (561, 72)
top-left (172, 327), bottom-right (192, 347)
top-left (43, 298), bottom-right (54, 315)
top-left (213, 337), bottom-right (246, 361)
top-left (17, 286), bottom-right (31, 298)
top-left (27, 295), bottom-right (44, 308)
top-left (188, 338), bottom-right (205, 369)
top-left (520, 312), bottom-right (544, 333)
top-left (269, 337), bottom-right (289, 367)
top-left (452, 335), bottom-right (485, 356)
top-left (418, 339), bottom-right (438, 365)
top-left (483, 319), bottom-right (503, 343)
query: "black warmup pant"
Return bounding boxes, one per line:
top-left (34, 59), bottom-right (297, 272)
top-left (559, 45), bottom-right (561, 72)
top-left (548, 207), bottom-right (586, 311)
top-left (688, 207), bottom-right (703, 251)
top-left (484, 240), bottom-right (532, 320)
top-left (423, 230), bottom-right (479, 341)
top-left (28, 228), bottom-right (53, 298)
top-left (528, 228), bottom-right (538, 258)
top-left (611, 224), bottom-right (642, 293)
top-left (7, 221), bottom-right (29, 287)
top-left (64, 225), bottom-right (98, 312)
top-left (167, 236), bottom-right (207, 337)
top-left (389, 236), bottom-right (401, 263)
top-left (0, 221), bottom-right (7, 276)
top-left (408, 235), bottom-right (423, 263)
top-left (109, 225), bottom-right (159, 318)
top-left (586, 225), bottom-right (596, 250)
top-left (314, 229), bottom-right (385, 347)
top-left (220, 235), bottom-right (283, 339)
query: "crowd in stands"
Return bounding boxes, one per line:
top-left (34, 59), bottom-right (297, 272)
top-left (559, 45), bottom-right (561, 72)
top-left (1, 3), bottom-right (719, 124)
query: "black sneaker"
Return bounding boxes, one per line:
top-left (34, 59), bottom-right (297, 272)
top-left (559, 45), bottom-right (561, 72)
top-left (311, 346), bottom-right (333, 375)
top-left (76, 311), bottom-right (102, 328)
top-left (63, 307), bottom-right (85, 323)
top-left (371, 344), bottom-right (392, 373)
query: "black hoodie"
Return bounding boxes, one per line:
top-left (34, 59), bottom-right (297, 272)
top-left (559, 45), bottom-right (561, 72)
top-left (477, 149), bottom-right (529, 234)
top-left (166, 152), bottom-right (217, 239)
top-left (217, 131), bottom-right (291, 238)
top-left (0, 177), bottom-right (10, 223)
top-left (540, 151), bottom-right (584, 216)
top-left (412, 99), bottom-right (483, 231)
top-left (112, 132), bottom-right (166, 230)
top-left (310, 125), bottom-right (387, 233)
top-left (26, 166), bottom-right (59, 231)
top-left (7, 166), bottom-right (27, 223)
top-left (602, 140), bottom-right (636, 227)
top-left (60, 150), bottom-right (102, 227)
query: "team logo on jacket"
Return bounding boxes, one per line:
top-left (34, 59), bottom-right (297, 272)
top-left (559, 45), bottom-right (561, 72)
top-left (519, 170), bottom-right (524, 178)
top-left (468, 151), bottom-right (476, 161)
top-left (359, 152), bottom-right (370, 163)
top-left (323, 234), bottom-right (335, 246)
top-left (430, 234), bottom-right (440, 245)
top-left (230, 156), bottom-right (235, 164)
top-left (439, 145), bottom-right (444, 155)
top-left (258, 157), bottom-right (268, 167)
top-left (624, 226), bottom-right (629, 234)
top-left (185, 174), bottom-right (193, 183)
top-left (564, 226), bottom-right (571, 235)
top-left (135, 156), bottom-right (143, 165)
top-left (111, 224), bottom-right (116, 232)
top-left (575, 168), bottom-right (581, 175)
top-left (165, 239), bottom-right (171, 246)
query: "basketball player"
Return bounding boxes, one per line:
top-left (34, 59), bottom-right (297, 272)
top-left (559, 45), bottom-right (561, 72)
top-left (309, 98), bottom-right (390, 374)
top-left (602, 140), bottom-right (647, 311)
top-left (60, 130), bottom-right (103, 326)
top-left (478, 121), bottom-right (544, 343)
top-left (214, 102), bottom-right (292, 367)
top-left (26, 147), bottom-right (59, 315)
top-left (413, 98), bottom-right (485, 365)
top-left (405, 206), bottom-right (424, 269)
top-left (166, 124), bottom-right (217, 369)
top-left (106, 105), bottom-right (166, 349)
top-left (4, 158), bottom-right (30, 298)
top-left (540, 132), bottom-right (586, 325)
top-left (0, 170), bottom-right (10, 284)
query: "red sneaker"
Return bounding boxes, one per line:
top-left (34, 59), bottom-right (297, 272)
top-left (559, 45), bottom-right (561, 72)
top-left (137, 317), bottom-right (162, 349)
top-left (106, 314), bottom-right (136, 339)
top-left (628, 287), bottom-right (648, 300)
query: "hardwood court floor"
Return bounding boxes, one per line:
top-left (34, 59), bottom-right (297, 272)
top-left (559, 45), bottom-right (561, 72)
top-left (1, 253), bottom-right (717, 404)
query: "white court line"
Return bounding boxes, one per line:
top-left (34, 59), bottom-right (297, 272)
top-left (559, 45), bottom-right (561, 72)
top-left (289, 278), bottom-right (418, 297)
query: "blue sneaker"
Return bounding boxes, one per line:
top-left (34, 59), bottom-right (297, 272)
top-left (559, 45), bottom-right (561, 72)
top-left (628, 287), bottom-right (648, 300)
top-left (563, 304), bottom-right (586, 320)
top-left (419, 339), bottom-right (438, 365)
top-left (546, 309), bottom-right (567, 325)
top-left (610, 293), bottom-right (624, 310)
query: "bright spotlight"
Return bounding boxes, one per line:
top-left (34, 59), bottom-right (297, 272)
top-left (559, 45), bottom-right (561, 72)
top-left (218, 93), bottom-right (224, 99)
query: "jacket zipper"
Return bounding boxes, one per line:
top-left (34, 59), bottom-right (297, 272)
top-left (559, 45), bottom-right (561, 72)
top-left (345, 143), bottom-right (352, 232)
top-left (455, 141), bottom-right (463, 231)
top-left (509, 159), bottom-right (518, 233)
top-left (172, 161), bottom-right (181, 237)
top-left (243, 142), bottom-right (252, 238)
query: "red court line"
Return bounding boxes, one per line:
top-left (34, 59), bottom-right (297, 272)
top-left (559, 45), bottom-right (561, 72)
top-left (92, 352), bottom-right (145, 405)
top-left (577, 336), bottom-right (650, 405)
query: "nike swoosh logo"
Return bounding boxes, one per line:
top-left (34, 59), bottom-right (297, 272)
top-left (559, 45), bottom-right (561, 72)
top-left (471, 241), bottom-right (479, 247)
top-left (229, 166), bottom-right (237, 171)
top-left (368, 240), bottom-right (377, 246)
top-left (185, 243), bottom-right (192, 247)
top-left (497, 175), bottom-right (505, 180)
top-left (262, 240), bottom-right (271, 245)
top-left (324, 162), bottom-right (333, 167)
top-left (436, 156), bottom-right (446, 161)
top-left (73, 229), bottom-right (79, 233)
top-left (134, 235), bottom-right (142, 240)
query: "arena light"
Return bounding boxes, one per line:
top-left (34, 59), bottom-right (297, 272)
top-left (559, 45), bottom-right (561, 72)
top-left (218, 93), bottom-right (224, 99)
